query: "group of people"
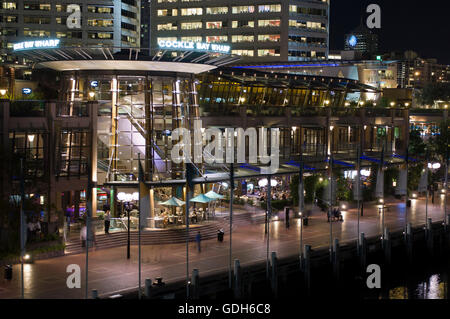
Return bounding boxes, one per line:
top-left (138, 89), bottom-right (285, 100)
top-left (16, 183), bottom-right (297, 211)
top-left (257, 190), bottom-right (290, 202)
top-left (27, 218), bottom-right (42, 241)
top-left (327, 207), bottom-right (344, 222)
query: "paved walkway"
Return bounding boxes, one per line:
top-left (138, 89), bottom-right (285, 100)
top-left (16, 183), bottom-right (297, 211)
top-left (0, 195), bottom-right (448, 299)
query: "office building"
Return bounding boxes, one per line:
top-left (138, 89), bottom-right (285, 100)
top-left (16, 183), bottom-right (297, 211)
top-left (152, 0), bottom-right (330, 62)
top-left (0, 0), bottom-right (141, 64)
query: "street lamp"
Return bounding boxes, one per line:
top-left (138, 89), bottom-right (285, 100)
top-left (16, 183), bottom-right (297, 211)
top-left (117, 192), bottom-right (134, 259)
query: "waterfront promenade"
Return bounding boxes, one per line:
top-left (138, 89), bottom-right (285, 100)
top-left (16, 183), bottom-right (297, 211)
top-left (0, 195), bottom-right (448, 299)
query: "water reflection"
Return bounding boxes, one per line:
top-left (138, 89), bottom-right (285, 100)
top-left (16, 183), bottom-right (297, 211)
top-left (388, 273), bottom-right (447, 299)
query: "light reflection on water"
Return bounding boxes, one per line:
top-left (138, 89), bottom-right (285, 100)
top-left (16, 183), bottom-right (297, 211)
top-left (388, 273), bottom-right (447, 299)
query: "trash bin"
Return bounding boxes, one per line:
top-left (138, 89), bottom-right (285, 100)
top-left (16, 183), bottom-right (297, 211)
top-left (4, 265), bottom-right (12, 280)
top-left (217, 231), bottom-right (224, 242)
top-left (303, 218), bottom-right (309, 226)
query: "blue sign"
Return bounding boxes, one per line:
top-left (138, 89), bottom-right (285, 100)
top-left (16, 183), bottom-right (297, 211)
top-left (348, 35), bottom-right (358, 47)
top-left (90, 80), bottom-right (98, 87)
top-left (22, 88), bottom-right (32, 95)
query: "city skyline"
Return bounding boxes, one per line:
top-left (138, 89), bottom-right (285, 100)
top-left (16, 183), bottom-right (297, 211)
top-left (330, 0), bottom-right (450, 64)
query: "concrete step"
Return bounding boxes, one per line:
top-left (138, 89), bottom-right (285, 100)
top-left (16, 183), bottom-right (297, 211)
top-left (64, 221), bottom-right (227, 255)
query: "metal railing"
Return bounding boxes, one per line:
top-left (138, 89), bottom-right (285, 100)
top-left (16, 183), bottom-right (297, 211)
top-left (56, 101), bottom-right (89, 117)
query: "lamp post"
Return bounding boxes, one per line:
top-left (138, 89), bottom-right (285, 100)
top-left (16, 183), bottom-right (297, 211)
top-left (258, 177), bottom-right (277, 279)
top-left (426, 161), bottom-right (441, 222)
top-left (117, 192), bottom-right (134, 259)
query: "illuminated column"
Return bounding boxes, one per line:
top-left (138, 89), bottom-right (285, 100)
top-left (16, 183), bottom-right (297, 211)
top-left (69, 76), bottom-right (77, 116)
top-left (90, 101), bottom-right (98, 217)
top-left (110, 76), bottom-right (119, 181)
top-left (149, 188), bottom-right (155, 228)
top-left (328, 125), bottom-right (334, 156)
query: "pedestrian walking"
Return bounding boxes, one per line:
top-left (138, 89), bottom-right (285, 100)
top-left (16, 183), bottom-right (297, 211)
top-left (195, 231), bottom-right (202, 252)
top-left (104, 210), bottom-right (111, 234)
top-left (80, 225), bottom-right (87, 248)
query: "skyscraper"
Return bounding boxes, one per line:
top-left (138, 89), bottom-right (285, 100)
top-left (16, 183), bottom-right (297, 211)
top-left (344, 23), bottom-right (378, 58)
top-left (0, 1), bottom-right (141, 63)
top-left (152, 0), bottom-right (330, 62)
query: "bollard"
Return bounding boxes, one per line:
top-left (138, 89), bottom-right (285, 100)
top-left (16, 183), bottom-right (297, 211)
top-left (359, 233), bottom-right (367, 271)
top-left (191, 269), bottom-right (199, 299)
top-left (271, 252), bottom-right (278, 297)
top-left (304, 245), bottom-right (311, 296)
top-left (383, 228), bottom-right (391, 266)
top-left (332, 238), bottom-right (340, 281)
top-left (92, 289), bottom-right (98, 299)
top-left (145, 278), bottom-right (152, 298)
top-left (427, 218), bottom-right (434, 255)
top-left (234, 259), bottom-right (241, 299)
top-left (405, 223), bottom-right (413, 262)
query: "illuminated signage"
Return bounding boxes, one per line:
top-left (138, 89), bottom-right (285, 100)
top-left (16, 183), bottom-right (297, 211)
top-left (13, 39), bottom-right (60, 51)
top-left (22, 88), bottom-right (32, 95)
top-left (90, 81), bottom-right (99, 87)
top-left (348, 35), bottom-right (357, 47)
top-left (158, 40), bottom-right (231, 54)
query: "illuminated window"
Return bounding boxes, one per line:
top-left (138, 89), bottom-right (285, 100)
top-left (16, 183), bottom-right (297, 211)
top-left (88, 32), bottom-right (113, 39)
top-left (258, 4), bottom-right (281, 13)
top-left (157, 37), bottom-right (177, 42)
top-left (232, 6), bottom-right (254, 14)
top-left (0, 15), bottom-right (17, 23)
top-left (157, 23), bottom-right (177, 31)
top-left (258, 34), bottom-right (280, 42)
top-left (206, 21), bottom-right (223, 29)
top-left (23, 29), bottom-right (51, 37)
top-left (24, 3), bottom-right (51, 11)
top-left (2, 2), bottom-right (16, 10)
top-left (181, 8), bottom-right (202, 16)
top-left (181, 36), bottom-right (202, 42)
top-left (232, 21), bottom-right (254, 28)
top-left (231, 50), bottom-right (254, 57)
top-left (206, 7), bottom-right (228, 15)
top-left (24, 16), bottom-right (51, 24)
top-left (157, 9), bottom-right (177, 16)
top-left (206, 36), bottom-right (228, 43)
top-left (258, 19), bottom-right (281, 27)
top-left (258, 49), bottom-right (280, 56)
top-left (181, 21), bottom-right (202, 30)
top-left (87, 19), bottom-right (114, 27)
top-left (87, 6), bottom-right (113, 14)
top-left (232, 35), bottom-right (254, 43)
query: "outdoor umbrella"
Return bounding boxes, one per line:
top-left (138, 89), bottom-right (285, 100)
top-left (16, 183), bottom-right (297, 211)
top-left (205, 190), bottom-right (225, 200)
top-left (190, 194), bottom-right (214, 203)
top-left (160, 197), bottom-right (185, 207)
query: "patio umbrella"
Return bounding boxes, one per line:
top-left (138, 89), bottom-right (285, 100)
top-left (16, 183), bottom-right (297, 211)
top-left (160, 197), bottom-right (185, 207)
top-left (205, 190), bottom-right (225, 200)
top-left (190, 194), bottom-right (214, 203)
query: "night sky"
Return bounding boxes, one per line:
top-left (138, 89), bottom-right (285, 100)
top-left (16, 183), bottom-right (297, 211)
top-left (330, 0), bottom-right (450, 64)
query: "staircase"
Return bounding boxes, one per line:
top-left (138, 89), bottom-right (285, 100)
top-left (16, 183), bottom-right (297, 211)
top-left (220, 211), bottom-right (267, 228)
top-left (64, 219), bottom-right (228, 256)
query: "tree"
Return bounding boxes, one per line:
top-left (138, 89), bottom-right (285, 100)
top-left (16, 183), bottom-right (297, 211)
top-left (409, 130), bottom-right (427, 158)
top-left (418, 83), bottom-right (450, 106)
top-left (428, 120), bottom-right (449, 162)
